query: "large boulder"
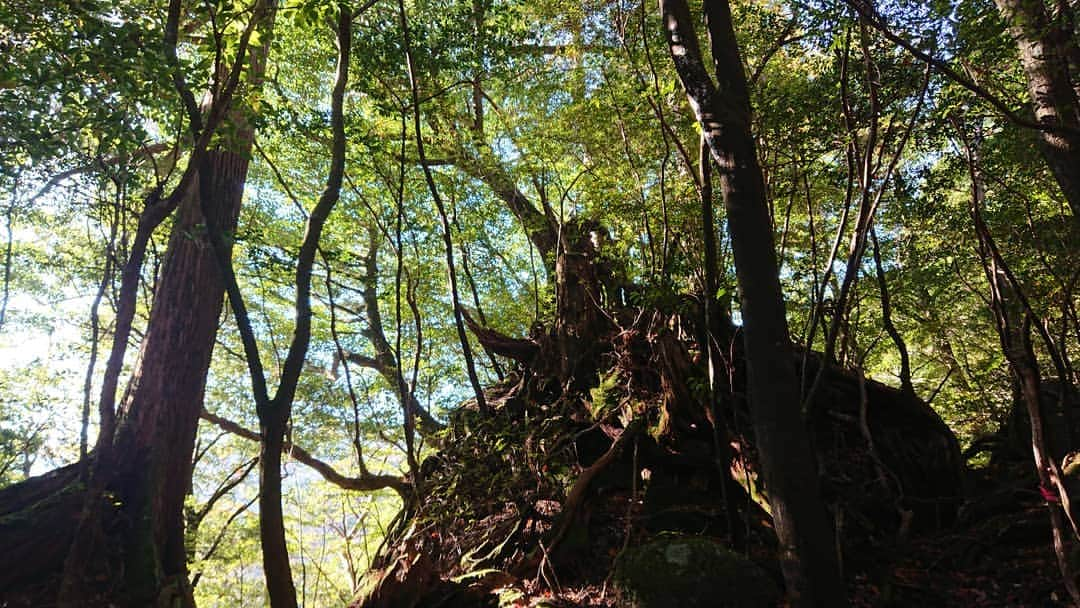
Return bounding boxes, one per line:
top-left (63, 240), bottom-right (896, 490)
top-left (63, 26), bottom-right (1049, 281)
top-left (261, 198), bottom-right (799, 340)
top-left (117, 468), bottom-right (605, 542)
top-left (612, 536), bottom-right (780, 608)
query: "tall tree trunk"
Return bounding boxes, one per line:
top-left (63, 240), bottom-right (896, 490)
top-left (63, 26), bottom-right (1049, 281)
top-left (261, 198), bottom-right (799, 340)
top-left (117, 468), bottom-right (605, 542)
top-left (253, 7), bottom-right (349, 603)
top-left (113, 0), bottom-right (278, 598)
top-left (660, 0), bottom-right (845, 604)
top-left (105, 1), bottom-right (278, 595)
top-left (994, 0), bottom-right (1080, 221)
top-left (199, 6), bottom-right (346, 605)
top-left (962, 124), bottom-right (1080, 603)
top-left (0, 3), bottom-right (277, 605)
top-left (112, 147), bottom-right (251, 602)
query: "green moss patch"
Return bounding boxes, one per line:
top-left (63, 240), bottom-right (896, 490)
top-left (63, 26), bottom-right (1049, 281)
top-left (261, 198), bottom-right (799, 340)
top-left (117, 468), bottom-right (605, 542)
top-left (612, 536), bottom-right (780, 607)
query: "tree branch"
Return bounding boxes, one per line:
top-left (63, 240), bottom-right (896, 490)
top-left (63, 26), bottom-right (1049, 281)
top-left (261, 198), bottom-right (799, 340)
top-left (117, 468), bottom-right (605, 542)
top-left (843, 0), bottom-right (1080, 137)
top-left (200, 409), bottom-right (408, 497)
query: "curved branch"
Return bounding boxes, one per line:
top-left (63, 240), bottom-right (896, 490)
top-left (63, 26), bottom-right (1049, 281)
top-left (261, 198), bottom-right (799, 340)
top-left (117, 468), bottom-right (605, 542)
top-left (843, 0), bottom-right (1080, 137)
top-left (461, 307), bottom-right (539, 363)
top-left (200, 409), bottom-right (408, 497)
top-left (447, 135), bottom-right (557, 259)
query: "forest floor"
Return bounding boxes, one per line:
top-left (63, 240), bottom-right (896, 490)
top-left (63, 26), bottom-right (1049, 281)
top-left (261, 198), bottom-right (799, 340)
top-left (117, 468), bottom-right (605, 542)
top-left (849, 494), bottom-right (1068, 607)
top-left (501, 468), bottom-right (1068, 607)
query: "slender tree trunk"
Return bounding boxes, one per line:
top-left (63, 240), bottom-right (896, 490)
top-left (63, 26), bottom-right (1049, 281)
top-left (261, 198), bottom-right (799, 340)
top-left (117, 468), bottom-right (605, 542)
top-left (870, 228), bottom-right (914, 396)
top-left (351, 230), bottom-right (442, 435)
top-left (661, 0), bottom-right (845, 604)
top-left (200, 7), bottom-right (346, 605)
top-left (962, 124), bottom-right (1080, 603)
top-left (254, 10), bottom-right (349, 603)
top-left (400, 0), bottom-right (489, 414)
top-left (259, 408), bottom-right (298, 606)
top-left (822, 19), bottom-right (880, 368)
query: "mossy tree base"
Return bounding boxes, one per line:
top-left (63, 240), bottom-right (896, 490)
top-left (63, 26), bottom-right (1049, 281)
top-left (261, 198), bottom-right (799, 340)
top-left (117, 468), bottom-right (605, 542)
top-left (352, 282), bottom-right (964, 606)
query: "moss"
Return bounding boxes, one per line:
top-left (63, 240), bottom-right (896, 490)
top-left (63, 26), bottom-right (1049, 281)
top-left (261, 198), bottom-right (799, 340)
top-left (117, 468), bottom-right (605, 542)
top-left (589, 369), bottom-right (622, 421)
top-left (612, 536), bottom-right (779, 607)
top-left (1063, 452), bottom-right (1080, 479)
top-left (0, 478), bottom-right (85, 528)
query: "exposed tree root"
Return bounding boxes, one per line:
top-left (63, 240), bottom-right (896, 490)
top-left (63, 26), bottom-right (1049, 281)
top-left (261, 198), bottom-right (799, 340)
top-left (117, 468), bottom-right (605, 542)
top-left (351, 297), bottom-right (964, 607)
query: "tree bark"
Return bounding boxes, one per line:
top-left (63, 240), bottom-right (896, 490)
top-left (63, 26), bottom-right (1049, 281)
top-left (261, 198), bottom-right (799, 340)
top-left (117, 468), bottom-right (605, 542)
top-left (258, 409), bottom-right (298, 607)
top-left (0, 3), bottom-right (278, 604)
top-left (125, 148), bottom-right (252, 575)
top-left (994, 0), bottom-right (1080, 222)
top-left (105, 0), bottom-right (278, 590)
top-left (661, 0), bottom-right (845, 604)
top-left (870, 228), bottom-right (914, 396)
top-left (447, 134), bottom-right (558, 260)
top-left (962, 123), bottom-right (1080, 603)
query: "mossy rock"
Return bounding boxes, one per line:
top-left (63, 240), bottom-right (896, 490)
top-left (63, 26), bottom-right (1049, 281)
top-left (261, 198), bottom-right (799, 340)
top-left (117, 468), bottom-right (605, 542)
top-left (612, 536), bottom-right (779, 607)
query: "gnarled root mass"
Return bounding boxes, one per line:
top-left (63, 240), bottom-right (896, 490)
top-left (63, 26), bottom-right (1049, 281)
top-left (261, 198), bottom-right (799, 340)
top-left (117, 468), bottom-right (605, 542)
top-left (353, 298), bottom-right (963, 607)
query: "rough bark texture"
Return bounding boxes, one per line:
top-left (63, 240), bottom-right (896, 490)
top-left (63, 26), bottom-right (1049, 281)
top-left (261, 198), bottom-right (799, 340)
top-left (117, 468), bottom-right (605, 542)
top-left (0, 148), bottom-right (250, 608)
top-left (0, 2), bottom-right (279, 602)
top-left (662, 0), bottom-right (845, 603)
top-left (553, 221), bottom-right (611, 386)
top-left (994, 0), bottom-right (1080, 221)
top-left (121, 148), bottom-right (249, 579)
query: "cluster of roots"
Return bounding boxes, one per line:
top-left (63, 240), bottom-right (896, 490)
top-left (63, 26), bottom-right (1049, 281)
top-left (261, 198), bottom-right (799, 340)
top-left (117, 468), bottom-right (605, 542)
top-left (354, 295), bottom-right (965, 607)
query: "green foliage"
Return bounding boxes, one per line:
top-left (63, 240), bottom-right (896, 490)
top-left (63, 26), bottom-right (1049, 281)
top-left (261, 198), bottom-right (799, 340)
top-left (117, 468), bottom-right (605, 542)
top-left (2, 0), bottom-right (1078, 599)
top-left (588, 369), bottom-right (621, 421)
top-left (0, 0), bottom-right (171, 178)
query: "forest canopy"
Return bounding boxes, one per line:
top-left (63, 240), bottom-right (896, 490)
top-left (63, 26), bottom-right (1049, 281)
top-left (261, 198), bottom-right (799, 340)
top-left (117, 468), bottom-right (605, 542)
top-left (0, 0), bottom-right (1078, 605)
